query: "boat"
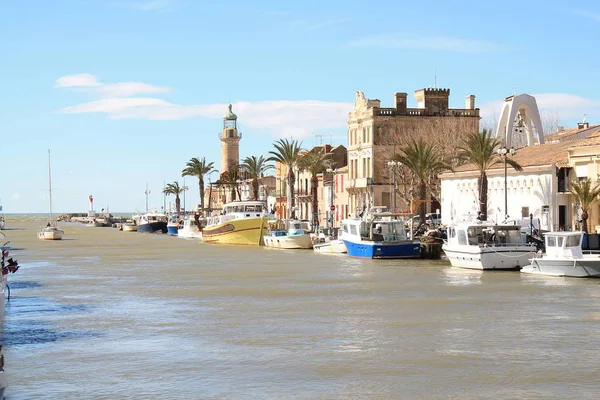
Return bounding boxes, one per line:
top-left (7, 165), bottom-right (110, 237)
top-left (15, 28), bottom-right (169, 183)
top-left (312, 228), bottom-right (347, 254)
top-left (135, 210), bottom-right (168, 233)
top-left (178, 216), bottom-right (204, 239)
top-left (0, 343), bottom-right (6, 398)
top-left (202, 201), bottom-right (271, 246)
top-left (263, 219), bottom-right (313, 249)
top-left (167, 215), bottom-right (180, 236)
top-left (38, 150), bottom-right (64, 240)
top-left (121, 222), bottom-right (137, 232)
top-left (442, 220), bottom-right (537, 270)
top-left (521, 231), bottom-right (600, 277)
top-left (340, 206), bottom-right (420, 259)
top-left (312, 233), bottom-right (347, 254)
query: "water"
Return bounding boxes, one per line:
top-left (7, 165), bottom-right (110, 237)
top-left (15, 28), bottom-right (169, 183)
top-left (2, 216), bottom-right (600, 399)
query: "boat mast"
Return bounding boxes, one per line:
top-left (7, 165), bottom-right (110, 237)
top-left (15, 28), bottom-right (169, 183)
top-left (48, 149), bottom-right (53, 223)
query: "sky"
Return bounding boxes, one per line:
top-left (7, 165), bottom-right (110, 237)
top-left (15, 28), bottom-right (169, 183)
top-left (2, 0), bottom-right (600, 213)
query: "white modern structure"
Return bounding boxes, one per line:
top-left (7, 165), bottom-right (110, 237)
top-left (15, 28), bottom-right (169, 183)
top-left (495, 94), bottom-right (545, 148)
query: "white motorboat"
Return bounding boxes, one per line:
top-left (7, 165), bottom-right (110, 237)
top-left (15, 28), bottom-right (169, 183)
top-left (263, 220), bottom-right (313, 249)
top-left (38, 150), bottom-right (64, 241)
top-left (121, 222), bottom-right (137, 232)
top-left (442, 220), bottom-right (536, 270)
top-left (178, 216), bottom-right (204, 239)
top-left (312, 230), bottom-right (347, 254)
top-left (135, 210), bottom-right (168, 233)
top-left (521, 231), bottom-right (600, 277)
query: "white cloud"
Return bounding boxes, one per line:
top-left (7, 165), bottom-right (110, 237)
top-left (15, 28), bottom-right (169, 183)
top-left (347, 34), bottom-right (507, 53)
top-left (479, 93), bottom-right (600, 126)
top-left (54, 73), bottom-right (101, 88)
top-left (55, 74), bottom-right (171, 97)
top-left (59, 97), bottom-right (353, 138)
top-left (572, 10), bottom-right (600, 22)
top-left (109, 0), bottom-right (177, 12)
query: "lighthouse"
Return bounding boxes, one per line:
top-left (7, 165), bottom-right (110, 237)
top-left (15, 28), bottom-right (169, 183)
top-left (219, 104), bottom-right (241, 175)
top-left (88, 195), bottom-right (96, 217)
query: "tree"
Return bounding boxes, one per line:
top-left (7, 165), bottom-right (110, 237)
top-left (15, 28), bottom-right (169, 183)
top-left (570, 179), bottom-right (600, 233)
top-left (181, 157), bottom-right (215, 213)
top-left (455, 130), bottom-right (523, 221)
top-left (268, 138), bottom-right (303, 219)
top-left (392, 138), bottom-right (453, 226)
top-left (298, 148), bottom-right (331, 224)
top-left (240, 155), bottom-right (273, 200)
top-left (162, 181), bottom-right (187, 215)
top-left (221, 168), bottom-right (241, 202)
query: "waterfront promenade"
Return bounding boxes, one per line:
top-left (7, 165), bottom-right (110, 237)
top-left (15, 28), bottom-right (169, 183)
top-left (2, 215), bottom-right (600, 399)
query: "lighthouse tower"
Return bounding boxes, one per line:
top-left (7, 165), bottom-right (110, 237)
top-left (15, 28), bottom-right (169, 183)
top-left (220, 104), bottom-right (241, 175)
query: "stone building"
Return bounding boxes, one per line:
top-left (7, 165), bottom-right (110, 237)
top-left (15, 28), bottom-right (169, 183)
top-left (346, 88), bottom-right (480, 216)
top-left (219, 104), bottom-right (241, 176)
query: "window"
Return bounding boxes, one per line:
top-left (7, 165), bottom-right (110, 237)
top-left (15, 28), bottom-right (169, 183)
top-left (546, 236), bottom-right (556, 247)
top-left (350, 225), bottom-right (357, 235)
top-left (458, 230), bottom-right (468, 245)
top-left (566, 234), bottom-right (581, 247)
top-left (521, 207), bottom-right (529, 219)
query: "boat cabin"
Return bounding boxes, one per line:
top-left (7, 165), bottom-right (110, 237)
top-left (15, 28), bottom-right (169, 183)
top-left (544, 232), bottom-right (583, 258)
top-left (447, 223), bottom-right (526, 247)
top-left (341, 213), bottom-right (409, 243)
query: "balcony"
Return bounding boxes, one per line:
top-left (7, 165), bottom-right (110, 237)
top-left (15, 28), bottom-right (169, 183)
top-left (347, 178), bottom-right (372, 188)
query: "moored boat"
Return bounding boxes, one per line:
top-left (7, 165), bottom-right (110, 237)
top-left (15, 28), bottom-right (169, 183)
top-left (312, 231), bottom-right (347, 254)
top-left (263, 220), bottom-right (313, 249)
top-left (442, 220), bottom-right (537, 270)
top-left (135, 210), bottom-right (168, 233)
top-left (38, 150), bottom-right (64, 240)
top-left (167, 215), bottom-right (180, 236)
top-left (202, 201), bottom-right (270, 246)
top-left (121, 222), bottom-right (137, 232)
top-left (341, 207), bottom-right (420, 259)
top-left (178, 216), bottom-right (204, 239)
top-left (521, 231), bottom-right (600, 277)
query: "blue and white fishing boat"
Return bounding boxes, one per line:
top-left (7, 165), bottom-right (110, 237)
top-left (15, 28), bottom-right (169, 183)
top-left (340, 207), bottom-right (420, 259)
top-left (167, 215), bottom-right (180, 236)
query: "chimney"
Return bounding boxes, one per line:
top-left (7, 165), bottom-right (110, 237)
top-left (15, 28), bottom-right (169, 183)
top-left (465, 95), bottom-right (475, 110)
top-left (394, 92), bottom-right (407, 113)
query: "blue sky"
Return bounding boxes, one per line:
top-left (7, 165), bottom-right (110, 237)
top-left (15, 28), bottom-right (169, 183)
top-left (2, 0), bottom-right (600, 213)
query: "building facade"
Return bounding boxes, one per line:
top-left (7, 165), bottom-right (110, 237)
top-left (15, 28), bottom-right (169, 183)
top-left (346, 88), bottom-right (480, 216)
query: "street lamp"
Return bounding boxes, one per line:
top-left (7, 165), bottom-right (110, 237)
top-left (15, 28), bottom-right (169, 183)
top-left (387, 161), bottom-right (401, 212)
top-left (326, 167), bottom-right (335, 228)
top-left (497, 146), bottom-right (516, 221)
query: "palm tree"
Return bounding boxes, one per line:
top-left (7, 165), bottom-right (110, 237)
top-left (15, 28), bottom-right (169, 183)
top-left (221, 168), bottom-right (241, 202)
top-left (392, 138), bottom-right (453, 226)
top-left (570, 179), bottom-right (600, 233)
top-left (298, 148), bottom-right (331, 225)
top-left (181, 157), bottom-right (215, 213)
top-left (268, 138), bottom-right (303, 219)
top-left (162, 181), bottom-right (187, 215)
top-left (240, 155), bottom-right (273, 200)
top-left (456, 130), bottom-right (522, 221)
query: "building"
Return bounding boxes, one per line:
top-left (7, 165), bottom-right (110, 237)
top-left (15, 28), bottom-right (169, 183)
top-left (219, 104), bottom-right (241, 176)
top-left (440, 118), bottom-right (600, 232)
top-left (346, 88), bottom-right (480, 216)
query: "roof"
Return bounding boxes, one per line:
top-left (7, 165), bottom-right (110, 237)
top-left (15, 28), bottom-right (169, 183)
top-left (544, 123), bottom-right (600, 143)
top-left (449, 135), bottom-right (600, 174)
top-left (223, 104), bottom-right (237, 120)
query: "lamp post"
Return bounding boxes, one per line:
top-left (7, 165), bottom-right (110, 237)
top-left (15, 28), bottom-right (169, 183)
top-left (497, 146), bottom-right (515, 220)
top-left (326, 168), bottom-right (335, 228)
top-left (144, 183), bottom-right (151, 213)
top-left (387, 161), bottom-right (401, 212)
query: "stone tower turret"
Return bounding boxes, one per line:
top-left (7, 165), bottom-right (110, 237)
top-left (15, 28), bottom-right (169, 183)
top-left (219, 104), bottom-right (241, 175)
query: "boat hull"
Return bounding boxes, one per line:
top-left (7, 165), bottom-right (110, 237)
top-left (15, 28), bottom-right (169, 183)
top-left (122, 224), bottom-right (137, 232)
top-left (443, 246), bottom-right (534, 270)
top-left (313, 239), bottom-right (347, 254)
top-left (202, 217), bottom-right (267, 246)
top-left (137, 222), bottom-right (167, 234)
top-left (344, 239), bottom-right (420, 259)
top-left (38, 227), bottom-right (64, 240)
top-left (167, 225), bottom-right (179, 236)
top-left (263, 233), bottom-right (313, 249)
top-left (522, 257), bottom-right (600, 277)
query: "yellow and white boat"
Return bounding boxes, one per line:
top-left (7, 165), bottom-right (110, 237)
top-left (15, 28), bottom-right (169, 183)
top-left (202, 201), bottom-right (271, 246)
